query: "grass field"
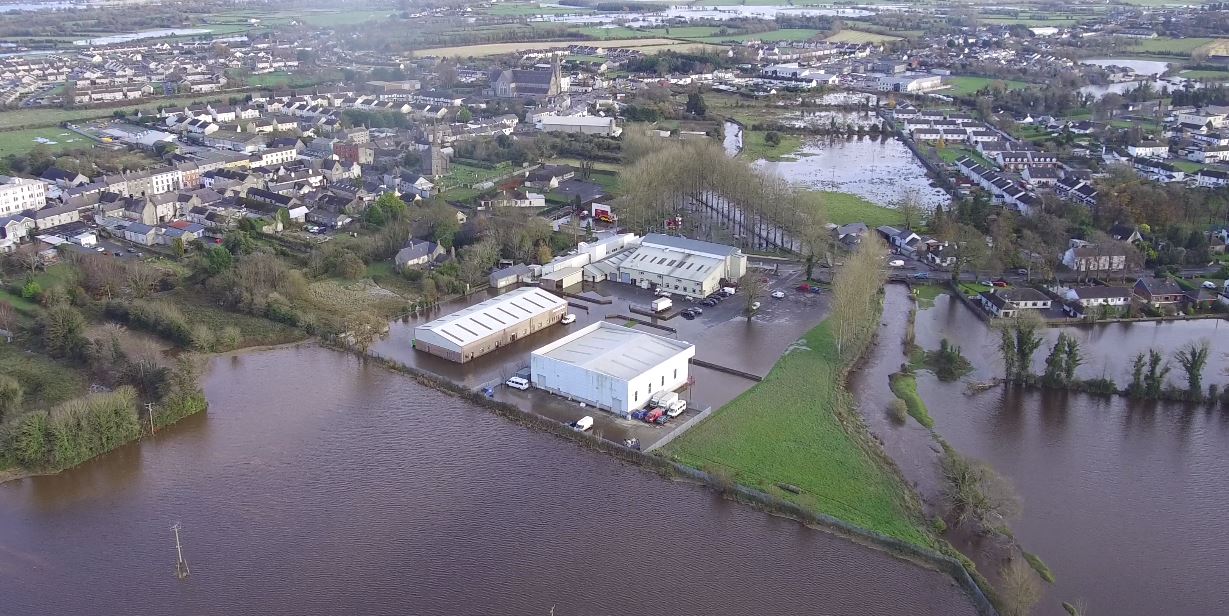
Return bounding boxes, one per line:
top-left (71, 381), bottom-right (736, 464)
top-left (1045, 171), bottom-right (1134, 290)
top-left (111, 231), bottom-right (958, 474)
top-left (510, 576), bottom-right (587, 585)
top-left (935, 145), bottom-right (993, 168)
top-left (1179, 69), bottom-right (1229, 80)
top-left (573, 26), bottom-right (655, 39)
top-left (0, 127), bottom-right (94, 156)
top-left (738, 130), bottom-right (802, 162)
top-left (0, 92), bottom-right (250, 130)
top-left (824, 29), bottom-right (902, 43)
top-left (0, 344), bottom-right (88, 411)
top-left (666, 320), bottom-right (933, 548)
top-left (696, 28), bottom-right (825, 43)
top-left (1173, 160), bottom-right (1204, 174)
top-left (807, 191), bottom-right (904, 227)
top-left (942, 76), bottom-right (1033, 96)
top-left (1130, 37), bottom-right (1220, 56)
top-left (416, 38), bottom-right (703, 57)
top-left (487, 3), bottom-right (594, 16)
top-left (298, 9), bottom-right (394, 26)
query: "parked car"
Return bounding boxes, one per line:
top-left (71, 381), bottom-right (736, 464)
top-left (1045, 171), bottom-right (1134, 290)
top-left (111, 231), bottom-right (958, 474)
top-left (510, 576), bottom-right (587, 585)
top-left (689, 307), bottom-right (703, 316)
top-left (644, 408), bottom-right (664, 423)
top-left (94, 246), bottom-right (105, 252)
top-left (992, 280), bottom-right (1009, 288)
top-left (771, 290), bottom-right (786, 299)
top-left (888, 259), bottom-right (905, 267)
top-left (1016, 269), bottom-right (1029, 276)
top-left (979, 280), bottom-right (993, 287)
top-left (560, 314), bottom-right (576, 324)
top-left (797, 283), bottom-right (812, 292)
top-left (631, 409), bottom-right (649, 422)
top-left (750, 301), bottom-right (761, 311)
top-left (505, 376), bottom-right (530, 390)
top-left (810, 286), bottom-right (822, 294)
top-left (700, 299), bottom-right (717, 307)
top-left (1202, 281), bottom-right (1218, 289)
top-left (912, 272), bottom-right (929, 279)
top-left (680, 309), bottom-right (697, 320)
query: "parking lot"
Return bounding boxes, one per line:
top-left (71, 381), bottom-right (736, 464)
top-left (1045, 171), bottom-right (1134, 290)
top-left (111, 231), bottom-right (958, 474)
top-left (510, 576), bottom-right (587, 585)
top-left (369, 260), bottom-right (832, 449)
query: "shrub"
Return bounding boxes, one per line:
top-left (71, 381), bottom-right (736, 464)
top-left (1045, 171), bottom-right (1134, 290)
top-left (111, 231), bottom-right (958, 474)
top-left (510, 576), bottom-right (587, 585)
top-left (887, 399), bottom-right (908, 423)
top-left (21, 279), bottom-right (41, 300)
top-left (104, 300), bottom-right (194, 347)
top-left (9, 387), bottom-right (140, 470)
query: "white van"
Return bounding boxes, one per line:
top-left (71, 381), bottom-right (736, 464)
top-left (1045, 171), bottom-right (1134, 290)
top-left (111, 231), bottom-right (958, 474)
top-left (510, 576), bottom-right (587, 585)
top-left (505, 376), bottom-right (530, 390)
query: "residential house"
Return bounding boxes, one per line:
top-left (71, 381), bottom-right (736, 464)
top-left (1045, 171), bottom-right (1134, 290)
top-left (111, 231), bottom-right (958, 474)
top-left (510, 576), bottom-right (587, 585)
top-left (1133, 277), bottom-right (1186, 305)
top-left (978, 288), bottom-right (1053, 318)
top-left (122, 222), bottom-right (158, 246)
top-left (394, 240), bottom-right (446, 270)
top-left (1061, 286), bottom-right (1132, 317)
top-left (927, 242), bottom-right (956, 267)
top-left (1061, 244), bottom-right (1127, 273)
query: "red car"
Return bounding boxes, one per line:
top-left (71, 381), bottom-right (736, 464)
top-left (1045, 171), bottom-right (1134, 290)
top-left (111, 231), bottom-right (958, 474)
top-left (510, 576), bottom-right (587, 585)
top-left (797, 283), bottom-right (812, 292)
top-left (992, 280), bottom-right (1009, 288)
top-left (644, 408), bottom-right (664, 423)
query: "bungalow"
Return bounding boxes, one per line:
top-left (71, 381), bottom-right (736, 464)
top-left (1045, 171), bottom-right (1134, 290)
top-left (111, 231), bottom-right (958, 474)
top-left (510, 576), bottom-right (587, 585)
top-left (524, 165), bottom-right (575, 190)
top-left (832, 222), bottom-right (868, 249)
top-left (394, 240), bottom-right (445, 270)
top-left (1133, 277), bottom-right (1185, 305)
top-left (1061, 286), bottom-right (1132, 317)
top-left (978, 288), bottom-right (1052, 318)
top-left (1127, 142), bottom-right (1169, 159)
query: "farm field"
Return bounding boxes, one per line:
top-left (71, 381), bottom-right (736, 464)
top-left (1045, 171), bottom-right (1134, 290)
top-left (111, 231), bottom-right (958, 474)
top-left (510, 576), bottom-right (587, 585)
top-left (942, 75), bottom-right (1034, 96)
top-left (486, 3), bottom-right (593, 16)
top-left (696, 28), bottom-right (825, 43)
top-left (0, 127), bottom-right (95, 157)
top-left (666, 319), bottom-right (933, 549)
top-left (416, 38), bottom-right (696, 57)
top-left (1130, 37), bottom-right (1221, 56)
top-left (824, 29), bottom-right (902, 43)
top-left (1179, 69), bottom-right (1229, 80)
top-left (572, 26), bottom-right (655, 39)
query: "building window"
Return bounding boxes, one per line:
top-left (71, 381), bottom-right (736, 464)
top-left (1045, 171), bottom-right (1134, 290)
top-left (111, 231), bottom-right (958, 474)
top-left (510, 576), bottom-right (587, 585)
top-left (661, 376), bottom-right (665, 386)
top-left (634, 391), bottom-right (638, 402)
top-left (674, 369), bottom-right (678, 379)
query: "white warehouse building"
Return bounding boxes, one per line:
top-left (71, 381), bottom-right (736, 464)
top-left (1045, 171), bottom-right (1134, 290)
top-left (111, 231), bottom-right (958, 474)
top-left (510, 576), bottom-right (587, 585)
top-left (617, 234), bottom-right (747, 298)
top-left (413, 287), bottom-right (567, 363)
top-left (531, 322), bottom-right (695, 416)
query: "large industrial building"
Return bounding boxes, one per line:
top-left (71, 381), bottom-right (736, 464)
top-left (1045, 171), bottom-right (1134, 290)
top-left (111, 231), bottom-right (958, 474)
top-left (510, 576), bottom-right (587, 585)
top-left (530, 322), bottom-right (695, 416)
top-left (413, 287), bottom-right (568, 363)
top-left (616, 234), bottom-right (748, 298)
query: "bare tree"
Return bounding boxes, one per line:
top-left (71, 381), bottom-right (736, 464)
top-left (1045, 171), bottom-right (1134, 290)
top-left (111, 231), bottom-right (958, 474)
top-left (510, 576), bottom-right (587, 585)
top-left (999, 558), bottom-right (1043, 616)
top-left (740, 272), bottom-right (765, 321)
top-left (830, 235), bottom-right (887, 360)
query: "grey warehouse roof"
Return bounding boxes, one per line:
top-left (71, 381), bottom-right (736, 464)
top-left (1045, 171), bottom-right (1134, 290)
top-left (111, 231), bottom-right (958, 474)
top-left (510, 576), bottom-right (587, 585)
top-left (641, 233), bottom-right (740, 257)
top-left (533, 322), bottom-right (694, 381)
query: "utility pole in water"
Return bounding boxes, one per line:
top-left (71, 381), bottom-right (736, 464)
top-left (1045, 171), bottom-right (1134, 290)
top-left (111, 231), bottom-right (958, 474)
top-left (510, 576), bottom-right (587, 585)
top-left (172, 523), bottom-right (190, 580)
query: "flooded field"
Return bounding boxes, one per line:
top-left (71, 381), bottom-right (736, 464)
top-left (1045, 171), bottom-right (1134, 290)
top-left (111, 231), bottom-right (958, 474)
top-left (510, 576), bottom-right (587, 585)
top-left (0, 343), bottom-right (981, 616)
top-left (905, 291), bottom-right (1229, 616)
top-left (755, 135), bottom-right (950, 209)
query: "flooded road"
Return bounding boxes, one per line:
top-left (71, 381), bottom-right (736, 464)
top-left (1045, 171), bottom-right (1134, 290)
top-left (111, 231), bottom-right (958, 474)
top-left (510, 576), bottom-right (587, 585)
top-left (756, 135), bottom-right (949, 209)
top-left (0, 343), bottom-right (979, 616)
top-left (908, 292), bottom-right (1229, 615)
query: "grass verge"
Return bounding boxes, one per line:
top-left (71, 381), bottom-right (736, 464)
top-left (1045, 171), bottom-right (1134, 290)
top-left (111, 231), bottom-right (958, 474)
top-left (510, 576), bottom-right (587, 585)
top-left (666, 319), bottom-right (935, 548)
top-left (738, 129), bottom-right (801, 161)
top-left (889, 371), bottom-right (934, 429)
top-left (802, 190), bottom-right (904, 227)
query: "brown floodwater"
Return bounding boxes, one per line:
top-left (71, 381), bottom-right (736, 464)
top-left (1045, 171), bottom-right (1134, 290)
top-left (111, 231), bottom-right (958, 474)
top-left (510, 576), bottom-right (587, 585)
top-left (901, 290), bottom-right (1229, 615)
top-left (0, 343), bottom-right (979, 615)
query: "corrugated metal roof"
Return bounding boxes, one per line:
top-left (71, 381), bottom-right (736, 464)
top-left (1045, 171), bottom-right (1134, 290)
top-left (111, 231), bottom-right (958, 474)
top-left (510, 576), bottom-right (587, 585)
top-left (533, 322), bottom-right (694, 381)
top-left (414, 287), bottom-right (565, 349)
top-left (642, 233), bottom-right (739, 257)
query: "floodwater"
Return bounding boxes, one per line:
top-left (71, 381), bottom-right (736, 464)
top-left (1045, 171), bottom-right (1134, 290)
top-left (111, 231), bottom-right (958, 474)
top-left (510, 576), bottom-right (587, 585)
top-left (723, 120), bottom-right (743, 156)
top-left (538, 5), bottom-right (873, 25)
top-left (908, 291), bottom-right (1229, 615)
top-left (1077, 57), bottom-right (1196, 99)
top-left (755, 135), bottom-right (950, 209)
top-left (0, 343), bottom-right (980, 616)
top-left (74, 28), bottom-right (212, 46)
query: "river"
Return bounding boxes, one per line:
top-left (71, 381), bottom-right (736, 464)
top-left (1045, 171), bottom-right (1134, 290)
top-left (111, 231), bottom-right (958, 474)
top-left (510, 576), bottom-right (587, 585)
top-left (858, 286), bottom-right (1229, 616)
top-left (0, 342), bottom-right (979, 615)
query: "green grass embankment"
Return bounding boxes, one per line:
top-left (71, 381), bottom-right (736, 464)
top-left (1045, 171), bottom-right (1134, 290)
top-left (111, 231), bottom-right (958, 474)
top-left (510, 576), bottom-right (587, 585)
top-left (889, 371), bottom-right (934, 429)
top-left (739, 130), bottom-right (802, 161)
top-left (1023, 551), bottom-right (1057, 583)
top-left (666, 319), bottom-right (935, 548)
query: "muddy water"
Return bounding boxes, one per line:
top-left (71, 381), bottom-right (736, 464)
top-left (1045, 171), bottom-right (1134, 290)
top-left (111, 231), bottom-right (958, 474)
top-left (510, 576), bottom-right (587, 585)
top-left (0, 343), bottom-right (979, 616)
top-left (908, 292), bottom-right (1229, 615)
top-left (756, 135), bottom-right (950, 209)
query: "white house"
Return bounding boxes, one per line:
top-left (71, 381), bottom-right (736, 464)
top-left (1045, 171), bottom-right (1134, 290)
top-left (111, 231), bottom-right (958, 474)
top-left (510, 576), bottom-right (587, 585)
top-left (530, 321), bottom-right (695, 416)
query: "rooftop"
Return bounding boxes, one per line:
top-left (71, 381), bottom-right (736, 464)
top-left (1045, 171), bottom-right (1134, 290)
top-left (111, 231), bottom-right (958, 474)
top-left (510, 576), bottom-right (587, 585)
top-left (533, 321), bottom-right (694, 381)
top-left (415, 287), bottom-right (566, 348)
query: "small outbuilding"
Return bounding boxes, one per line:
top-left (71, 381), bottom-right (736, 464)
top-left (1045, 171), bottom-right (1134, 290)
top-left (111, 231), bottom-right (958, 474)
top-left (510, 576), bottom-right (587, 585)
top-left (530, 321), bottom-right (695, 416)
top-left (539, 266), bottom-right (583, 291)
